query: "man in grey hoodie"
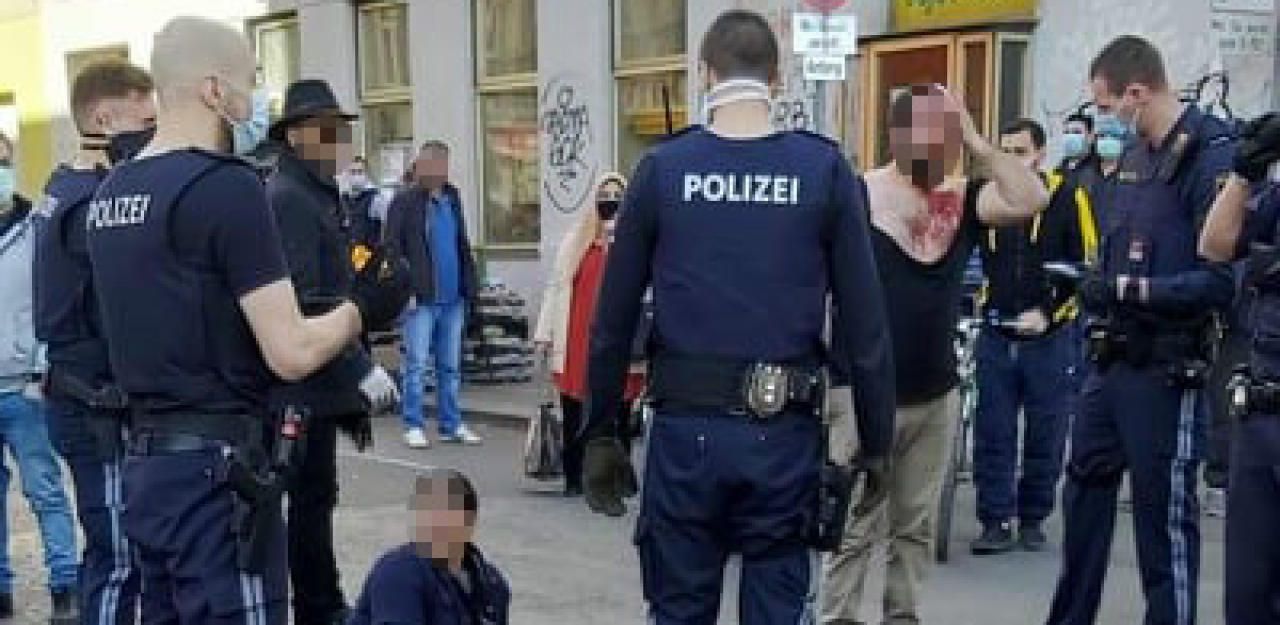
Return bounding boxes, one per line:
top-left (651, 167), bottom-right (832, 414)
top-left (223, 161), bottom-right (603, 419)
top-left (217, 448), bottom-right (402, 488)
top-left (0, 132), bottom-right (79, 624)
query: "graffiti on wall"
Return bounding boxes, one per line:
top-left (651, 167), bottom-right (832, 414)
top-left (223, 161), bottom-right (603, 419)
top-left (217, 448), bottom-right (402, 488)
top-left (540, 74), bottom-right (598, 214)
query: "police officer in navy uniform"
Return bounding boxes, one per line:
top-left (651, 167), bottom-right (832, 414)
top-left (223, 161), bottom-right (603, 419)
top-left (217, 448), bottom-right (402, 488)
top-left (264, 78), bottom-right (399, 625)
top-left (34, 59), bottom-right (158, 625)
top-left (342, 156), bottom-right (384, 249)
top-left (1044, 36), bottom-right (1237, 625)
top-left (84, 17), bottom-right (410, 624)
top-left (582, 11), bottom-right (895, 623)
top-left (1199, 112), bottom-right (1280, 624)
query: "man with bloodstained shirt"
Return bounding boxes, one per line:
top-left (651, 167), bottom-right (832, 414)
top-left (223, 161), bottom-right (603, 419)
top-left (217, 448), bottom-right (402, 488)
top-left (821, 84), bottom-right (1049, 625)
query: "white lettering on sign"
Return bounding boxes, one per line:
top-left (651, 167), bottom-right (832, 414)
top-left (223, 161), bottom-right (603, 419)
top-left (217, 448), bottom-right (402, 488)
top-left (804, 55), bottom-right (847, 81)
top-left (682, 174), bottom-right (801, 205)
top-left (793, 13), bottom-right (857, 56)
top-left (1211, 11), bottom-right (1275, 57)
top-left (1211, 0), bottom-right (1273, 14)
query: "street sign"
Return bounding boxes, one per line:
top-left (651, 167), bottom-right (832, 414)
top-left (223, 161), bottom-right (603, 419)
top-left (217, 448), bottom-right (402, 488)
top-left (793, 13), bottom-right (857, 56)
top-left (802, 0), bottom-right (850, 12)
top-left (1211, 0), bottom-right (1274, 14)
top-left (803, 55), bottom-right (847, 81)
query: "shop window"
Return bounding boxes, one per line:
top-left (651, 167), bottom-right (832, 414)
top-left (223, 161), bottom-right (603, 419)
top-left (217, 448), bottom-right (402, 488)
top-left (476, 0), bottom-right (537, 81)
top-left (249, 16), bottom-right (300, 117)
top-left (614, 0), bottom-right (687, 177)
top-left (358, 1), bottom-right (411, 183)
top-left (616, 0), bottom-right (686, 67)
top-left (997, 37), bottom-right (1031, 131)
top-left (477, 0), bottom-right (539, 247)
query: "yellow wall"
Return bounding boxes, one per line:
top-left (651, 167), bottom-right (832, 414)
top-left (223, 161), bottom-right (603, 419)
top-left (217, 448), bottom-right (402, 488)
top-left (0, 11), bottom-right (50, 198)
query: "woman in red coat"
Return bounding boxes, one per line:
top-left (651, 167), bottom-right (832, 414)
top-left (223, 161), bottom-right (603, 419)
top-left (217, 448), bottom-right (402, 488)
top-left (534, 172), bottom-right (645, 496)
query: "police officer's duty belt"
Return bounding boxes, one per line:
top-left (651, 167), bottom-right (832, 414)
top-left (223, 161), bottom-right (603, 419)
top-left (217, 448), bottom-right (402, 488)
top-left (1229, 371), bottom-right (1280, 421)
top-left (649, 353), bottom-right (823, 418)
top-left (129, 412), bottom-right (262, 456)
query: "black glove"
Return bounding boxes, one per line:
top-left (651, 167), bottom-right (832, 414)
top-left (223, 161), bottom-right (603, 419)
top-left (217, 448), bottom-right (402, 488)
top-left (1235, 113), bottom-right (1280, 183)
top-left (852, 455), bottom-right (890, 517)
top-left (583, 438), bottom-right (637, 517)
top-left (1079, 270), bottom-right (1115, 311)
top-left (349, 247), bottom-right (413, 333)
top-left (335, 412), bottom-right (374, 452)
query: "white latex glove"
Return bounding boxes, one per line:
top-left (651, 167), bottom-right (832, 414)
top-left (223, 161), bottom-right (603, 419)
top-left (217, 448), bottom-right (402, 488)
top-left (22, 381), bottom-right (43, 402)
top-left (825, 386), bottom-right (856, 465)
top-left (1012, 309), bottom-right (1050, 336)
top-left (359, 365), bottom-right (399, 412)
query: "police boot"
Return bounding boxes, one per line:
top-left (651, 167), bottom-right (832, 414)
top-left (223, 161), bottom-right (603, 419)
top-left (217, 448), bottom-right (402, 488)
top-left (970, 521), bottom-right (1016, 555)
top-left (48, 588), bottom-right (77, 625)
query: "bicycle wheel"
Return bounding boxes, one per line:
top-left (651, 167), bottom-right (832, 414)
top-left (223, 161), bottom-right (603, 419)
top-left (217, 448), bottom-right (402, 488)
top-left (935, 413), bottom-right (966, 562)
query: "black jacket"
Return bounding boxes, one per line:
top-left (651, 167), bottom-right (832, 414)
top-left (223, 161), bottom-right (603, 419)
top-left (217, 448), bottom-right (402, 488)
top-left (977, 174), bottom-right (1087, 339)
top-left (384, 184), bottom-right (478, 303)
top-left (266, 150), bottom-right (372, 417)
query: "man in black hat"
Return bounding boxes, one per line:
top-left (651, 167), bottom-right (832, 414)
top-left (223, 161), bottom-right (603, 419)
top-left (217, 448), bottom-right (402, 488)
top-left (266, 78), bottom-right (400, 625)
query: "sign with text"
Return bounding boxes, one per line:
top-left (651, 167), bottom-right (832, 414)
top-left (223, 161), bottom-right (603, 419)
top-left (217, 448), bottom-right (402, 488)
top-left (803, 55), bottom-right (847, 81)
top-left (1211, 0), bottom-right (1274, 14)
top-left (893, 0), bottom-right (1037, 32)
top-left (793, 13), bottom-right (857, 56)
top-left (1211, 11), bottom-right (1275, 57)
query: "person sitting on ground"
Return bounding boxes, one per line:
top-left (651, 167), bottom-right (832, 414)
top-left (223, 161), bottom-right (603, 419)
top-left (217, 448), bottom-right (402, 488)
top-left (347, 469), bottom-right (510, 625)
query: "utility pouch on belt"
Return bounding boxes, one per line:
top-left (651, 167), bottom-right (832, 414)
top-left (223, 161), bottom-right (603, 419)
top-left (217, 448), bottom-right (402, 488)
top-left (1227, 366), bottom-right (1280, 420)
top-left (223, 403), bottom-right (307, 573)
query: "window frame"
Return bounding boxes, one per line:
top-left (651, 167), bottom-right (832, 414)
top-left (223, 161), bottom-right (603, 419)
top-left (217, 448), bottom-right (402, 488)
top-left (358, 0), bottom-right (413, 103)
top-left (357, 0), bottom-right (412, 184)
top-left (246, 13), bottom-right (300, 117)
top-left (611, 0), bottom-right (687, 177)
top-left (993, 32), bottom-right (1033, 134)
top-left (473, 0), bottom-right (540, 252)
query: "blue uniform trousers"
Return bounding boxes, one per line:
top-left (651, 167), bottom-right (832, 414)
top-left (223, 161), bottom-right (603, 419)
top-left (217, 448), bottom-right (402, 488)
top-left (46, 396), bottom-right (144, 625)
top-left (1046, 364), bottom-right (1203, 625)
top-left (973, 327), bottom-right (1073, 525)
top-left (124, 447), bottom-right (287, 625)
top-left (635, 410), bottom-right (821, 625)
top-left (1224, 418), bottom-right (1280, 625)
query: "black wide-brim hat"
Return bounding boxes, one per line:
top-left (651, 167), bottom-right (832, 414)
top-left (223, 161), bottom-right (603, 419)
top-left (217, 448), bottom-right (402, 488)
top-left (268, 79), bottom-right (358, 140)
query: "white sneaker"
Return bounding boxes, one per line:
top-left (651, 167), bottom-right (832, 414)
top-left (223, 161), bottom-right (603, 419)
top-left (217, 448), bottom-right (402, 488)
top-left (441, 425), bottom-right (483, 446)
top-left (403, 427), bottom-right (430, 449)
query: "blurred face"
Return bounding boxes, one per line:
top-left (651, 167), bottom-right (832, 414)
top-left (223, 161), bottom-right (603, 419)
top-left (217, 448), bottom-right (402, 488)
top-left (94, 91), bottom-right (156, 137)
top-left (889, 92), bottom-right (963, 190)
top-left (414, 148), bottom-right (450, 190)
top-left (287, 114), bottom-right (354, 178)
top-left (411, 478), bottom-right (476, 564)
top-left (999, 130), bottom-right (1044, 170)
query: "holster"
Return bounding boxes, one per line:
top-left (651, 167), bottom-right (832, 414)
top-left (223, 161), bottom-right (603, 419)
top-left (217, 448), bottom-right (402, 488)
top-left (1086, 318), bottom-right (1213, 388)
top-left (219, 403), bottom-right (308, 574)
top-left (46, 368), bottom-right (129, 458)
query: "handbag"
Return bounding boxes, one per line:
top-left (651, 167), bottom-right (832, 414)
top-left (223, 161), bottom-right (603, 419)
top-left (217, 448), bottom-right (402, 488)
top-left (522, 362), bottom-right (565, 480)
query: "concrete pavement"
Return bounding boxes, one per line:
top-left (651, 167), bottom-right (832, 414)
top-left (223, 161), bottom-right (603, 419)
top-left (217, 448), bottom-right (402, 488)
top-left (0, 407), bottom-right (1226, 624)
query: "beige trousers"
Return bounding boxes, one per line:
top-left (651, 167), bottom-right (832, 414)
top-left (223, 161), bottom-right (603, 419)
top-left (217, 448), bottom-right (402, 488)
top-left (820, 390), bottom-right (959, 625)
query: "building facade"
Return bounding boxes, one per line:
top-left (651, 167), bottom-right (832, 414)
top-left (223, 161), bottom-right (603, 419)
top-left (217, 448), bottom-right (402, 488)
top-left (1, 0), bottom-right (1277, 307)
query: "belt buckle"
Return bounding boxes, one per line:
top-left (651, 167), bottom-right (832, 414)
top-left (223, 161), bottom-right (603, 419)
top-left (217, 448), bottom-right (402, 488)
top-left (744, 364), bottom-right (788, 419)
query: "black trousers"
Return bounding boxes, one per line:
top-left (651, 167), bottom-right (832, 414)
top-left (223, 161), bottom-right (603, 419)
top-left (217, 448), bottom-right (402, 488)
top-left (560, 395), bottom-right (633, 491)
top-left (288, 416), bottom-right (345, 624)
top-left (1206, 329), bottom-right (1248, 489)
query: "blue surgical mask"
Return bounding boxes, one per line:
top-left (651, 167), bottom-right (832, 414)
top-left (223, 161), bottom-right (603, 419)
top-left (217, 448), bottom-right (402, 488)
top-left (1096, 136), bottom-right (1126, 161)
top-left (1062, 132), bottom-right (1089, 160)
top-left (1095, 113), bottom-right (1130, 143)
top-left (230, 89), bottom-right (270, 156)
top-left (0, 166), bottom-right (13, 201)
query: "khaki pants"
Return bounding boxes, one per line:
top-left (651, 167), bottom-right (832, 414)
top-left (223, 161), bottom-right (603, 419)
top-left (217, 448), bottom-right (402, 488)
top-left (820, 390), bottom-right (959, 625)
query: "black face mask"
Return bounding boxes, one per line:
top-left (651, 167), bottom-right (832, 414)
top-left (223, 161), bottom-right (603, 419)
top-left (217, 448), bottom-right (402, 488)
top-left (597, 200), bottom-right (620, 220)
top-left (107, 127), bottom-right (156, 165)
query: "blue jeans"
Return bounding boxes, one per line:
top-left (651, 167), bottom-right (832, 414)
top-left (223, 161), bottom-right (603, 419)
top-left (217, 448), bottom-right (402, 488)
top-left (0, 392), bottom-right (78, 592)
top-left (973, 328), bottom-right (1073, 525)
top-left (400, 301), bottom-right (465, 434)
